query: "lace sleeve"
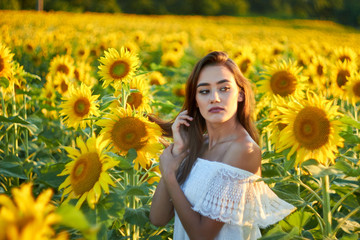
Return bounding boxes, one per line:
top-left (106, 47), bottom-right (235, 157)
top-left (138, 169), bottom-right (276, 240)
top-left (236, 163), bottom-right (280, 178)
top-left (191, 167), bottom-right (296, 228)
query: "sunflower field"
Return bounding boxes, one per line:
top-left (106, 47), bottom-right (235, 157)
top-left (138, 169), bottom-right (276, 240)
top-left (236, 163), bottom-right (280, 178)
top-left (0, 10), bottom-right (360, 240)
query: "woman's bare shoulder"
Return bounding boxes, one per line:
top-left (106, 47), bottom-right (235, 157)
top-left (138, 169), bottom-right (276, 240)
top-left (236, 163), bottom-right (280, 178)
top-left (222, 136), bottom-right (262, 176)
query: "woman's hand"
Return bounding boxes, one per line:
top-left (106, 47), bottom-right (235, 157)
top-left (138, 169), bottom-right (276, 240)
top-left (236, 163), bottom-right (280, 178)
top-left (171, 110), bottom-right (193, 156)
top-left (159, 144), bottom-right (185, 179)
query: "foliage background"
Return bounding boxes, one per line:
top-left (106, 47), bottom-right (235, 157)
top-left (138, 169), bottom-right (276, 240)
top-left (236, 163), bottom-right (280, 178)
top-left (1, 0), bottom-right (360, 27)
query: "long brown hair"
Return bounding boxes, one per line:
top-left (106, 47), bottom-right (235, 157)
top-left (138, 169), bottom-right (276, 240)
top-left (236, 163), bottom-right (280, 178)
top-left (151, 51), bottom-right (259, 184)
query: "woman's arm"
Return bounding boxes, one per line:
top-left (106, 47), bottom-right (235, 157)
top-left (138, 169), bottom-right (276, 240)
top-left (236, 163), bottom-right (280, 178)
top-left (160, 146), bottom-right (225, 240)
top-left (149, 178), bottom-right (174, 226)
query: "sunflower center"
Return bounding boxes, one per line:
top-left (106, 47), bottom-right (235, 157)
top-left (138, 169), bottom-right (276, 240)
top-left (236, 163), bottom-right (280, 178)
top-left (74, 98), bottom-right (90, 117)
top-left (109, 60), bottom-right (130, 79)
top-left (78, 50), bottom-right (85, 56)
top-left (70, 152), bottom-right (102, 196)
top-left (270, 70), bottom-right (297, 97)
top-left (57, 64), bottom-right (70, 75)
top-left (60, 80), bottom-right (68, 93)
top-left (336, 70), bottom-right (350, 88)
top-left (240, 59), bottom-right (250, 73)
top-left (111, 117), bottom-right (148, 151)
top-left (0, 57), bottom-right (4, 72)
top-left (293, 106), bottom-right (330, 150)
top-left (150, 78), bottom-right (160, 85)
top-left (127, 92), bottom-right (143, 109)
top-left (317, 64), bottom-right (324, 76)
top-left (339, 55), bottom-right (351, 62)
top-left (353, 82), bottom-right (360, 98)
top-left (26, 44), bottom-right (33, 52)
top-left (278, 123), bottom-right (287, 131)
top-left (74, 69), bottom-right (80, 81)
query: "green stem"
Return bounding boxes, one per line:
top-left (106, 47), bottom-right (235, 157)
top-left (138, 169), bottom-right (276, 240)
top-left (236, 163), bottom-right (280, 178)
top-left (354, 103), bottom-right (359, 139)
top-left (332, 206), bottom-right (360, 237)
top-left (0, 90), bottom-right (9, 156)
top-left (306, 205), bottom-right (325, 233)
top-left (121, 82), bottom-right (129, 109)
top-left (129, 169), bottom-right (139, 240)
top-left (296, 177), bottom-right (323, 204)
top-left (321, 175), bottom-right (332, 237)
top-left (331, 186), bottom-right (360, 215)
top-left (266, 130), bottom-right (271, 152)
top-left (23, 90), bottom-right (29, 160)
top-left (11, 87), bottom-right (18, 156)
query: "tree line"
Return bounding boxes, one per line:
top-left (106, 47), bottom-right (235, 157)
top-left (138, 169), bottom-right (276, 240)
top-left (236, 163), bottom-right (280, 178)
top-left (1, 0), bottom-right (359, 27)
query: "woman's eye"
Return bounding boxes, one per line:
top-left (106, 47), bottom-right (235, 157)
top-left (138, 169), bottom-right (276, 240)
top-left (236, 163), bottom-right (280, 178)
top-left (220, 86), bottom-right (230, 92)
top-left (199, 89), bottom-right (209, 94)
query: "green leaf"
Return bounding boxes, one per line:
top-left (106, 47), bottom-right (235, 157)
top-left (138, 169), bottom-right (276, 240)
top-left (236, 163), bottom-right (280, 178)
top-left (339, 115), bottom-right (360, 129)
top-left (124, 207), bottom-right (149, 226)
top-left (0, 77), bottom-right (9, 88)
top-left (280, 211), bottom-right (312, 232)
top-left (334, 159), bottom-right (360, 177)
top-left (340, 234), bottom-right (359, 240)
top-left (56, 204), bottom-right (97, 240)
top-left (0, 115), bottom-right (39, 135)
top-left (126, 148), bottom-right (137, 162)
top-left (22, 71), bottom-right (41, 81)
top-left (149, 236), bottom-right (163, 240)
top-left (37, 163), bottom-right (67, 188)
top-left (337, 218), bottom-right (360, 234)
top-left (100, 95), bottom-right (117, 110)
top-left (303, 164), bottom-right (343, 177)
top-left (0, 155), bottom-right (27, 179)
top-left (123, 185), bottom-right (148, 197)
top-left (107, 152), bottom-right (133, 170)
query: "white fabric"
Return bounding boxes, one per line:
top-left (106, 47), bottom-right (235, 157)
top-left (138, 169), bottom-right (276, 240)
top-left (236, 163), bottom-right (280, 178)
top-left (173, 158), bottom-right (296, 240)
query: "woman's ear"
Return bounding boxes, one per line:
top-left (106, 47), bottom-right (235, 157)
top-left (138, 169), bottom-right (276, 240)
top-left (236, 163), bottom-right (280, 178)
top-left (238, 92), bottom-right (244, 102)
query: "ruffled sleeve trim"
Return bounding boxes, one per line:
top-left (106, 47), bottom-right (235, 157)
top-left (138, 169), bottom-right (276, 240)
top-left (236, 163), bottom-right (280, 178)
top-left (191, 159), bottom-right (296, 228)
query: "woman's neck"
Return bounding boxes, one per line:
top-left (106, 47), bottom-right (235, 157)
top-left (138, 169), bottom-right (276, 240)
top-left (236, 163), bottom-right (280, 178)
top-left (206, 117), bottom-right (241, 150)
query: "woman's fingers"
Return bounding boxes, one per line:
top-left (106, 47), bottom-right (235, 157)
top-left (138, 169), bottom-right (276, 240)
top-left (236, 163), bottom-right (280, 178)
top-left (173, 111), bottom-right (193, 129)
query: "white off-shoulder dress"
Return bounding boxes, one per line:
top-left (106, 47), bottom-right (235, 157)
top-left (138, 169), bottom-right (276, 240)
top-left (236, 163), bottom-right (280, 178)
top-left (173, 158), bottom-right (296, 240)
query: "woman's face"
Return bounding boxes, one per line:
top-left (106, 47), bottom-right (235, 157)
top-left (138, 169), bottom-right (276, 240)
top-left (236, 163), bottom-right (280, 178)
top-left (195, 65), bottom-right (242, 124)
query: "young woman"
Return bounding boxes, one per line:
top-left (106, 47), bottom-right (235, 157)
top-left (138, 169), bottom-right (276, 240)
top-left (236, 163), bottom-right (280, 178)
top-left (150, 51), bottom-right (295, 240)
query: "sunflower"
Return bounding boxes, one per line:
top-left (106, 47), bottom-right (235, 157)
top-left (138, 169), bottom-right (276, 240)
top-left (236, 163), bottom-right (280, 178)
top-left (304, 55), bottom-right (329, 92)
top-left (273, 91), bottom-right (344, 166)
top-left (162, 41), bottom-right (184, 59)
top-left (123, 41), bottom-right (140, 54)
top-left (257, 59), bottom-right (306, 102)
top-left (330, 60), bottom-right (357, 98)
top-left (333, 46), bottom-right (358, 65)
top-left (74, 44), bottom-right (89, 61)
top-left (264, 96), bottom-right (289, 146)
top-left (344, 72), bottom-right (360, 104)
top-left (58, 135), bottom-right (118, 209)
top-left (73, 61), bottom-right (96, 87)
top-left (173, 83), bottom-right (186, 97)
top-left (53, 73), bottom-right (73, 96)
top-left (60, 83), bottom-right (100, 130)
top-left (234, 48), bottom-right (256, 76)
top-left (97, 107), bottom-right (163, 169)
top-left (40, 81), bottom-right (58, 119)
top-left (148, 71), bottom-right (166, 85)
top-left (98, 47), bottom-right (140, 89)
top-left (161, 51), bottom-right (181, 68)
top-left (111, 76), bottom-right (151, 113)
top-left (0, 43), bottom-right (14, 79)
top-left (0, 183), bottom-right (61, 240)
top-left (48, 54), bottom-right (75, 78)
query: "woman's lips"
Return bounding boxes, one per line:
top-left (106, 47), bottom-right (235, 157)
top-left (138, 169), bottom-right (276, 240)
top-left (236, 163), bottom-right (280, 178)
top-left (209, 107), bottom-right (224, 113)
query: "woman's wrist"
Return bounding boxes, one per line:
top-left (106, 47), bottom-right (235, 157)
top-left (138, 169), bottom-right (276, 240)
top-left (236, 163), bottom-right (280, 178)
top-left (171, 144), bottom-right (183, 158)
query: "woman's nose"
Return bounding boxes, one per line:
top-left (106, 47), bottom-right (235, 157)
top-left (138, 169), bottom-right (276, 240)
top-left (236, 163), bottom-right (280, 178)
top-left (210, 90), bottom-right (220, 103)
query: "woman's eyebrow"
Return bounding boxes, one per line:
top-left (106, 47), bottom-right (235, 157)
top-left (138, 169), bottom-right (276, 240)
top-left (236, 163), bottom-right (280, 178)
top-left (196, 79), bottom-right (230, 88)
